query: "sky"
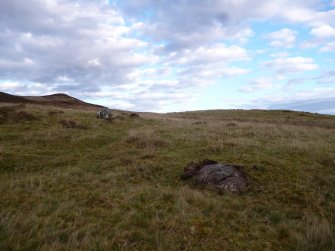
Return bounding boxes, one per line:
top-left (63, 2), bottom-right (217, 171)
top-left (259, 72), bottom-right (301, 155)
top-left (0, 0), bottom-right (334, 114)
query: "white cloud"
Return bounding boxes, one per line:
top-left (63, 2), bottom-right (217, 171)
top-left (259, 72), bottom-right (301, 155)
top-left (0, 81), bottom-right (21, 91)
top-left (269, 88), bottom-right (335, 114)
top-left (239, 87), bottom-right (335, 114)
top-left (156, 43), bottom-right (251, 89)
top-left (167, 44), bottom-right (249, 65)
top-left (265, 57), bottom-right (319, 73)
top-left (280, 6), bottom-right (317, 24)
top-left (87, 58), bottom-right (101, 66)
top-left (121, 0), bottom-right (334, 44)
top-left (150, 43), bottom-right (250, 88)
top-left (178, 65), bottom-right (249, 84)
top-left (267, 28), bottom-right (297, 48)
top-left (270, 52), bottom-right (290, 58)
top-left (320, 41), bottom-right (335, 52)
top-left (300, 40), bottom-right (319, 49)
top-left (310, 24), bottom-right (335, 38)
top-left (314, 70), bottom-right (335, 84)
top-left (1, 0), bottom-right (334, 112)
top-left (0, 80), bottom-right (52, 95)
top-left (0, 0), bottom-right (154, 92)
top-left (228, 28), bottom-right (255, 44)
top-left (239, 77), bottom-right (274, 93)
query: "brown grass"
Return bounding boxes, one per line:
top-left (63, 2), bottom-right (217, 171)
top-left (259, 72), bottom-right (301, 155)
top-left (126, 127), bottom-right (169, 149)
top-left (59, 119), bottom-right (87, 130)
top-left (0, 105), bottom-right (334, 250)
top-left (0, 104), bottom-right (37, 123)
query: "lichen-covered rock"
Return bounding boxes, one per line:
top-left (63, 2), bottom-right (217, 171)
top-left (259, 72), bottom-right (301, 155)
top-left (181, 159), bottom-right (249, 194)
top-left (97, 109), bottom-right (112, 119)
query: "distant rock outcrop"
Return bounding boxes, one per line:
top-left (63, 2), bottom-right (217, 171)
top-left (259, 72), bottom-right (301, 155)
top-left (97, 108), bottom-right (112, 119)
top-left (181, 159), bottom-right (249, 194)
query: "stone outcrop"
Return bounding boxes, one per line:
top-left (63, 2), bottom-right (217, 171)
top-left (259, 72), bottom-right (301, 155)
top-left (181, 159), bottom-right (249, 194)
top-left (97, 109), bottom-right (112, 119)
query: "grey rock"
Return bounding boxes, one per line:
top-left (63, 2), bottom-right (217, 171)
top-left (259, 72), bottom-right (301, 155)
top-left (97, 109), bottom-right (112, 119)
top-left (181, 159), bottom-right (249, 194)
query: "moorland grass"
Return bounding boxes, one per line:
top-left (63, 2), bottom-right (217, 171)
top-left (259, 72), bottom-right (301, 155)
top-left (0, 104), bottom-right (334, 250)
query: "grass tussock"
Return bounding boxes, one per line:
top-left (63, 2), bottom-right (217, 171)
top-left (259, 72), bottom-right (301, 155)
top-left (126, 127), bottom-right (169, 149)
top-left (0, 104), bottom-right (37, 123)
top-left (0, 104), bottom-right (334, 250)
top-left (59, 119), bottom-right (87, 129)
top-left (296, 216), bottom-right (334, 251)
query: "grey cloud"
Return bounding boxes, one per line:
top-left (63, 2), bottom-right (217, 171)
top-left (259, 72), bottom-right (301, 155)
top-left (314, 70), bottom-right (335, 84)
top-left (0, 0), bottom-right (152, 98)
top-left (126, 90), bottom-right (194, 112)
top-left (119, 0), bottom-right (324, 52)
top-left (269, 98), bottom-right (335, 114)
top-left (53, 84), bottom-right (101, 93)
top-left (1, 0), bottom-right (333, 112)
top-left (161, 43), bottom-right (250, 89)
top-left (264, 57), bottom-right (319, 73)
top-left (239, 77), bottom-right (274, 93)
top-left (146, 84), bottom-right (185, 94)
top-left (119, 0), bottom-right (246, 51)
top-left (240, 85), bottom-right (335, 115)
top-left (0, 0), bottom-right (117, 37)
top-left (284, 70), bottom-right (335, 86)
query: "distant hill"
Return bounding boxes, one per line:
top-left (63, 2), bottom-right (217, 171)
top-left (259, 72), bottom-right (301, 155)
top-left (0, 91), bottom-right (105, 110)
top-left (0, 92), bottom-right (35, 104)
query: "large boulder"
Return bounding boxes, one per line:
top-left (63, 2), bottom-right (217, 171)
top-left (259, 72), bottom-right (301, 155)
top-left (181, 159), bottom-right (249, 194)
top-left (97, 109), bottom-right (112, 119)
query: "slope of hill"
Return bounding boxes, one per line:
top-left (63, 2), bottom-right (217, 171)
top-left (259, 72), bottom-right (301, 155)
top-left (0, 91), bottom-right (105, 110)
top-left (0, 91), bottom-right (36, 104)
top-left (0, 105), bottom-right (334, 250)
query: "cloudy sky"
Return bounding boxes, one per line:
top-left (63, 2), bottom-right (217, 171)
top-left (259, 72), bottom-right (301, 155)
top-left (0, 0), bottom-right (334, 113)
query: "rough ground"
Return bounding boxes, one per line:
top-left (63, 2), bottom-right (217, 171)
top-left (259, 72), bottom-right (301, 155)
top-left (0, 104), bottom-right (334, 250)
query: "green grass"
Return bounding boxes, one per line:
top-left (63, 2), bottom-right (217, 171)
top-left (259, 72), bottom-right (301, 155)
top-left (0, 105), bottom-right (334, 250)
